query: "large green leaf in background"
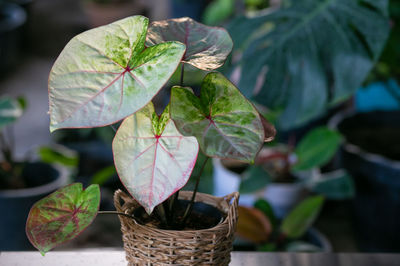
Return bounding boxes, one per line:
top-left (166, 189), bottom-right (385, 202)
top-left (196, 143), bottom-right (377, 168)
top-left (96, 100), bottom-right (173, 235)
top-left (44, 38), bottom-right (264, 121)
top-left (229, 0), bottom-right (390, 129)
top-left (0, 97), bottom-right (24, 130)
top-left (112, 103), bottom-right (199, 214)
top-left (26, 183), bottom-right (100, 255)
top-left (170, 72), bottom-right (265, 163)
top-left (146, 17), bottom-right (233, 71)
top-left (281, 195), bottom-right (324, 239)
top-left (49, 16), bottom-right (185, 132)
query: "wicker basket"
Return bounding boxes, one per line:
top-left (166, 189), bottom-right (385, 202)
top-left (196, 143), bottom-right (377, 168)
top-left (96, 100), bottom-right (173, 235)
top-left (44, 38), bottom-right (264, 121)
top-left (114, 190), bottom-right (239, 266)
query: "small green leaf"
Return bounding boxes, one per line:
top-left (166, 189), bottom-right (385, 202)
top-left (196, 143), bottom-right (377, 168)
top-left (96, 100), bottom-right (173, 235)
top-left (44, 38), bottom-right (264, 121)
top-left (90, 165), bottom-right (116, 186)
top-left (112, 102), bottom-right (199, 214)
top-left (26, 183), bottom-right (100, 255)
top-left (170, 72), bottom-right (265, 162)
top-left (0, 97), bottom-right (24, 130)
top-left (49, 16), bottom-right (185, 131)
top-left (254, 198), bottom-right (277, 228)
top-left (202, 0), bottom-right (235, 26)
top-left (239, 165), bottom-right (271, 194)
top-left (307, 170), bottom-right (355, 200)
top-left (38, 146), bottom-right (79, 168)
top-left (146, 17), bottom-right (233, 70)
top-left (293, 127), bottom-right (342, 171)
top-left (281, 196), bottom-right (324, 239)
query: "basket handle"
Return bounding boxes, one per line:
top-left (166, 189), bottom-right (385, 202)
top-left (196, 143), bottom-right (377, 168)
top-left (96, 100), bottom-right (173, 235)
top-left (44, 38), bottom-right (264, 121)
top-left (225, 192), bottom-right (239, 237)
top-left (113, 189), bottom-right (135, 212)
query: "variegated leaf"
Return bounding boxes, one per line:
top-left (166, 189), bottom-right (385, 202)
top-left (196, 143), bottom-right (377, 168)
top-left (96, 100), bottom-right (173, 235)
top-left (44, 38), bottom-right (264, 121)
top-left (49, 15), bottom-right (185, 132)
top-left (146, 17), bottom-right (232, 71)
top-left (170, 72), bottom-right (264, 163)
top-left (26, 183), bottom-right (100, 255)
top-left (112, 102), bottom-right (199, 214)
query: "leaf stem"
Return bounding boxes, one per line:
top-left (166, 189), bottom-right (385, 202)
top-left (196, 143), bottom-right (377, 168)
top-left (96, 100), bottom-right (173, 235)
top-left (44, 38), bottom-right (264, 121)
top-left (180, 63), bottom-right (185, 86)
top-left (98, 211), bottom-right (134, 219)
top-left (156, 203), bottom-right (169, 228)
top-left (109, 124), bottom-right (117, 133)
top-left (181, 156), bottom-right (209, 225)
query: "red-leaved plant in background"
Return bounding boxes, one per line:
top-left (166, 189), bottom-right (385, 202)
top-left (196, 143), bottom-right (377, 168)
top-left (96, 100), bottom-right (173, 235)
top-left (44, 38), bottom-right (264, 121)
top-left (25, 16), bottom-right (275, 255)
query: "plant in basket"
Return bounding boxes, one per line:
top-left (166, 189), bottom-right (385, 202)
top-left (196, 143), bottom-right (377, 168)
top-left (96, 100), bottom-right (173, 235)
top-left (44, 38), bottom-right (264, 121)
top-left (25, 16), bottom-right (275, 265)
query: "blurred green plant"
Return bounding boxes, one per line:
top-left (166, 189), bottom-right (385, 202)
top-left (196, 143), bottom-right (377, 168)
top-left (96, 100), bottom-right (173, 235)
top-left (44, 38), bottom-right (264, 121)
top-left (228, 0), bottom-right (390, 130)
top-left (237, 196), bottom-right (325, 251)
top-left (238, 126), bottom-right (354, 200)
top-left (0, 97), bottom-right (77, 189)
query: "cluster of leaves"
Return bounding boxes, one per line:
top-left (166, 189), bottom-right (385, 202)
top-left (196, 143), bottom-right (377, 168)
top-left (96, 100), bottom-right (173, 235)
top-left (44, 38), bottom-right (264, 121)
top-left (26, 16), bottom-right (275, 255)
top-left (237, 196), bottom-right (325, 252)
top-left (239, 127), bottom-right (354, 200)
top-left (227, 0), bottom-right (390, 130)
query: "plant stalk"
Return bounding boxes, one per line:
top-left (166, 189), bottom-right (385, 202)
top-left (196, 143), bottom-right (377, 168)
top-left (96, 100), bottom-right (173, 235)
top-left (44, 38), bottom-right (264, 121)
top-left (181, 156), bottom-right (209, 226)
top-left (156, 203), bottom-right (169, 228)
top-left (180, 63), bottom-right (185, 86)
top-left (109, 124), bottom-right (118, 133)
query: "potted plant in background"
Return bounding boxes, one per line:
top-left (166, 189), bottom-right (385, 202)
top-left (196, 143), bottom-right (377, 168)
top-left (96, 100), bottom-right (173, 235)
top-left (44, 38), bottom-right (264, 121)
top-left (327, 0), bottom-right (400, 252)
top-left (236, 196), bottom-right (331, 252)
top-left (25, 16), bottom-right (275, 265)
top-left (214, 126), bottom-right (354, 217)
top-left (0, 97), bottom-right (72, 250)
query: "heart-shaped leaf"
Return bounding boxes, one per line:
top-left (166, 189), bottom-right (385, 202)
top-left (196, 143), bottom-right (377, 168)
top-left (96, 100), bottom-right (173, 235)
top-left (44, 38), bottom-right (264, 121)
top-left (49, 15), bottom-right (185, 132)
top-left (0, 97), bottom-right (24, 130)
top-left (146, 17), bottom-right (233, 71)
top-left (26, 183), bottom-right (100, 255)
top-left (112, 102), bottom-right (199, 214)
top-left (170, 72), bottom-right (265, 163)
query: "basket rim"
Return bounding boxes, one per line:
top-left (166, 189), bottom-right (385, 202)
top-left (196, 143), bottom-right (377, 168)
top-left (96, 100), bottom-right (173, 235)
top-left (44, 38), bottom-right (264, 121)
top-left (114, 189), bottom-right (239, 234)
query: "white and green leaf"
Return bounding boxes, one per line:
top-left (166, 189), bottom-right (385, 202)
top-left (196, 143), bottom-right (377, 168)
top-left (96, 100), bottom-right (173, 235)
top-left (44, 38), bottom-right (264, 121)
top-left (49, 16), bottom-right (185, 131)
top-left (170, 72), bottom-right (265, 163)
top-left (112, 102), bottom-right (199, 214)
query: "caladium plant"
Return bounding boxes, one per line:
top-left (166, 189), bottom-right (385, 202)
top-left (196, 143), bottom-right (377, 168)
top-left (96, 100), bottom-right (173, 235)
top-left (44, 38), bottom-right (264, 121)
top-left (26, 16), bottom-right (275, 255)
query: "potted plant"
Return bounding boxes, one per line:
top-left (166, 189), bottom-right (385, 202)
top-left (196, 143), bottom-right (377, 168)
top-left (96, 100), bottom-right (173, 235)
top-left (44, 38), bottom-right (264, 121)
top-left (25, 16), bottom-right (275, 265)
top-left (0, 97), bottom-right (71, 250)
top-left (214, 126), bottom-right (354, 217)
top-left (236, 196), bottom-right (331, 252)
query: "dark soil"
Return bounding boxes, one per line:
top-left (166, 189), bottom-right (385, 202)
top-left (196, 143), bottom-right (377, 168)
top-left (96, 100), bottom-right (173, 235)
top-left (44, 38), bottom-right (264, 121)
top-left (133, 199), bottom-right (225, 231)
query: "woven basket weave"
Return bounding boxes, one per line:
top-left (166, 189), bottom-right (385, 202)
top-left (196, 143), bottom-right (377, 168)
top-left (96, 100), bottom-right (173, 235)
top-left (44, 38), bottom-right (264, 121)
top-left (114, 190), bottom-right (239, 266)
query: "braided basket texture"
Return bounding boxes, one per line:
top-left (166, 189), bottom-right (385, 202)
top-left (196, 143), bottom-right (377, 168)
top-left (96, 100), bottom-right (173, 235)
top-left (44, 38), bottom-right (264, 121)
top-left (114, 190), bottom-right (239, 266)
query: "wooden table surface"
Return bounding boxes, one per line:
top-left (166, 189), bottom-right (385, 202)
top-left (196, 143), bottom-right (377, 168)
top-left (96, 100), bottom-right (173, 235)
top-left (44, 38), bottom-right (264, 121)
top-left (1, 251), bottom-right (399, 266)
